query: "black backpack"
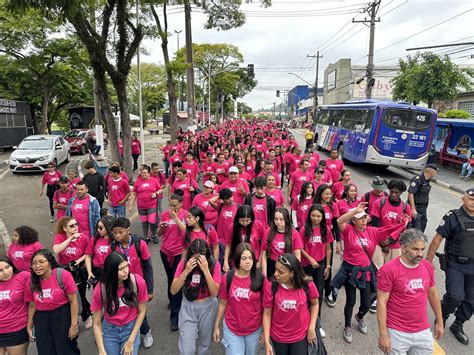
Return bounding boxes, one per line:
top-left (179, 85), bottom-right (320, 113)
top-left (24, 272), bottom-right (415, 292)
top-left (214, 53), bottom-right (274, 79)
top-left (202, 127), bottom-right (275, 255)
top-left (225, 269), bottom-right (264, 295)
top-left (379, 197), bottom-right (407, 214)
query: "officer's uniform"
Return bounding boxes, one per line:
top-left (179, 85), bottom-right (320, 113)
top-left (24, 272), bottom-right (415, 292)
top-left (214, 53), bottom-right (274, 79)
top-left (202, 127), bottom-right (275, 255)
top-left (408, 173), bottom-right (431, 232)
top-left (437, 205), bottom-right (474, 326)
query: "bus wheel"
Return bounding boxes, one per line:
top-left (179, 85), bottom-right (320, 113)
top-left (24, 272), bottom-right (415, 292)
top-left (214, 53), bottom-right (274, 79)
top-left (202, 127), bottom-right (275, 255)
top-left (337, 144), bottom-right (344, 160)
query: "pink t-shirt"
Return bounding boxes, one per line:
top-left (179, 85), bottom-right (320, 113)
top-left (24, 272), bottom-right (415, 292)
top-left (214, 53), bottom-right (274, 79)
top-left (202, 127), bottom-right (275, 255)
top-left (336, 198), bottom-right (360, 216)
top-left (220, 273), bottom-right (267, 336)
top-left (378, 258), bottom-right (434, 333)
top-left (201, 161), bottom-right (214, 182)
top-left (299, 226), bottom-right (334, 266)
top-left (133, 178), bottom-right (161, 210)
top-left (53, 188), bottom-right (76, 219)
top-left (192, 193), bottom-right (219, 226)
top-left (91, 274), bottom-right (148, 326)
top-left (331, 181), bottom-right (354, 201)
top-left (212, 162), bottom-right (229, 183)
top-left (261, 229), bottom-right (303, 261)
top-left (171, 178), bottom-right (198, 211)
top-left (24, 268), bottom-right (78, 311)
top-left (71, 195), bottom-right (91, 237)
top-left (325, 159), bottom-right (344, 182)
top-left (159, 209), bottom-right (187, 257)
top-left (115, 239), bottom-right (151, 278)
top-left (372, 199), bottom-right (411, 249)
top-left (221, 179), bottom-right (250, 205)
top-left (288, 154), bottom-right (302, 173)
top-left (291, 197), bottom-right (314, 229)
top-left (42, 170), bottom-right (62, 186)
top-left (0, 271), bottom-right (29, 333)
top-left (131, 140), bottom-right (141, 154)
top-left (323, 204), bottom-right (340, 231)
top-left (174, 259), bottom-right (222, 300)
top-left (290, 170), bottom-right (314, 200)
top-left (217, 204), bottom-right (239, 244)
top-left (108, 177), bottom-right (131, 207)
top-left (182, 161), bottom-right (200, 181)
top-left (225, 220), bottom-right (265, 262)
top-left (361, 190), bottom-right (387, 216)
top-left (250, 195), bottom-right (270, 230)
top-left (182, 227), bottom-right (219, 248)
top-left (7, 242), bottom-right (43, 272)
top-left (265, 188), bottom-right (285, 208)
top-left (263, 281), bottom-right (318, 343)
top-left (53, 233), bottom-right (89, 265)
top-left (85, 237), bottom-right (111, 268)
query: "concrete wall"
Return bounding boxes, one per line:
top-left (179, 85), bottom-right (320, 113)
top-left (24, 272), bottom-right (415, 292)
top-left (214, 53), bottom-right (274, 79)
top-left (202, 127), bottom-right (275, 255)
top-left (323, 59), bottom-right (352, 104)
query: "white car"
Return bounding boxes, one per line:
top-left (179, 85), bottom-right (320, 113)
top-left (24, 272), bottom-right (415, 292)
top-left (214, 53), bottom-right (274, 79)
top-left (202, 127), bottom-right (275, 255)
top-left (9, 135), bottom-right (70, 173)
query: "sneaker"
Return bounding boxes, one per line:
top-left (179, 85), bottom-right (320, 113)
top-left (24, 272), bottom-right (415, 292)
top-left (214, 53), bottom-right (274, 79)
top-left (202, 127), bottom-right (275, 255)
top-left (142, 330), bottom-right (153, 349)
top-left (50, 217), bottom-right (54, 223)
top-left (171, 323), bottom-right (179, 332)
top-left (343, 326), bottom-right (352, 343)
top-left (465, 176), bottom-right (471, 180)
top-left (320, 327), bottom-right (326, 338)
top-left (325, 293), bottom-right (336, 307)
top-left (355, 314), bottom-right (368, 334)
top-left (369, 300), bottom-right (377, 313)
top-left (152, 235), bottom-right (159, 244)
top-left (84, 316), bottom-right (93, 329)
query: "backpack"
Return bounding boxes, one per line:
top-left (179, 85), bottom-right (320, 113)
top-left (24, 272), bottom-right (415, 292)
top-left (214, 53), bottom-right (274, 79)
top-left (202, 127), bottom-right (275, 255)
top-left (379, 197), bottom-right (407, 214)
top-left (111, 235), bottom-right (143, 260)
top-left (364, 191), bottom-right (388, 204)
top-left (56, 268), bottom-right (82, 315)
top-left (225, 269), bottom-right (264, 295)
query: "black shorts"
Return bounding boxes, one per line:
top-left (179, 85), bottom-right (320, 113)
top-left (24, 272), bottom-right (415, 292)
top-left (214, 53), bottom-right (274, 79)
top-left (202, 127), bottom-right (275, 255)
top-left (0, 327), bottom-right (29, 347)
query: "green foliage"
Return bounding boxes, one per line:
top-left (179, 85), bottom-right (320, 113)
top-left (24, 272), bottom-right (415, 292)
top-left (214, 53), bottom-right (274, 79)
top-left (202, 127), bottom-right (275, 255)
top-left (391, 52), bottom-right (473, 108)
top-left (445, 109), bottom-right (470, 119)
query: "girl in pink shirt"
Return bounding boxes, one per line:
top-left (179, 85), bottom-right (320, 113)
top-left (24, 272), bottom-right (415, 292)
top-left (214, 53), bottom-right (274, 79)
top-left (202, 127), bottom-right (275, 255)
top-left (131, 135), bottom-right (141, 171)
top-left (261, 208), bottom-right (303, 279)
top-left (182, 207), bottom-right (219, 262)
top-left (91, 252), bottom-right (148, 355)
top-left (171, 168), bottom-right (199, 211)
top-left (262, 254), bottom-right (319, 354)
top-left (191, 182), bottom-right (219, 227)
top-left (85, 216), bottom-right (114, 282)
top-left (0, 256), bottom-right (29, 354)
top-left (291, 181), bottom-right (316, 230)
top-left (171, 239), bottom-right (221, 355)
top-left (26, 249), bottom-right (80, 354)
top-left (331, 170), bottom-right (355, 201)
top-left (337, 184), bottom-right (360, 215)
top-left (214, 243), bottom-right (266, 354)
top-left (39, 162), bottom-right (62, 222)
top-left (7, 226), bottom-right (43, 272)
top-left (264, 175), bottom-right (285, 208)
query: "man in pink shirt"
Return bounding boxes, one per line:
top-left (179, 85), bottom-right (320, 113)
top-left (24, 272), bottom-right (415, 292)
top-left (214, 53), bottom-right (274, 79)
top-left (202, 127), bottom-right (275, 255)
top-left (182, 151), bottom-right (200, 181)
top-left (326, 149), bottom-right (344, 183)
top-left (287, 159), bottom-right (314, 204)
top-left (257, 160), bottom-right (281, 188)
top-left (212, 152), bottom-right (229, 183)
top-left (377, 229), bottom-right (444, 354)
top-left (221, 166), bottom-right (250, 205)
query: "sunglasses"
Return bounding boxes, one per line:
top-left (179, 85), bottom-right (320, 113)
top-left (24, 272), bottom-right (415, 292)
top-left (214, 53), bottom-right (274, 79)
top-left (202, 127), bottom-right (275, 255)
top-left (68, 223), bottom-right (78, 228)
top-left (277, 255), bottom-right (292, 269)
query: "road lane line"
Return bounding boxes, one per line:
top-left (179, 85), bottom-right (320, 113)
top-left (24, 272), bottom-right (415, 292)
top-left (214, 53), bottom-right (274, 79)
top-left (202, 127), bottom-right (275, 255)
top-left (0, 218), bottom-right (12, 251)
top-left (0, 168), bottom-right (10, 180)
top-left (433, 184), bottom-right (462, 197)
top-left (78, 159), bottom-right (85, 178)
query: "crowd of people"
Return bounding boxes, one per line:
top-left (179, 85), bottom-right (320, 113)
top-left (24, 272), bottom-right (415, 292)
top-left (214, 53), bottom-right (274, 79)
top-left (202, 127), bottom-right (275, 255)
top-left (0, 118), bottom-right (473, 355)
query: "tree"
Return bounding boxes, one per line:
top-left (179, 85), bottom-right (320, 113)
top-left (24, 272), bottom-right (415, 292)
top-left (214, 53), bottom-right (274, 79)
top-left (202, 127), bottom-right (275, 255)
top-left (391, 52), bottom-right (473, 108)
top-left (237, 101), bottom-right (252, 115)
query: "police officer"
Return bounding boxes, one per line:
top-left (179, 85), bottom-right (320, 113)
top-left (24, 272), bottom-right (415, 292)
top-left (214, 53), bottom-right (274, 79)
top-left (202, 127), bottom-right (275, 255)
top-left (427, 188), bottom-right (474, 345)
top-left (407, 164), bottom-right (439, 232)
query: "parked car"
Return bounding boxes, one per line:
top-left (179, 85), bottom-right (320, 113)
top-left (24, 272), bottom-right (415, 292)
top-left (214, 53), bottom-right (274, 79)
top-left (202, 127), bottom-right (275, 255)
top-left (9, 135), bottom-right (70, 173)
top-left (64, 129), bottom-right (108, 155)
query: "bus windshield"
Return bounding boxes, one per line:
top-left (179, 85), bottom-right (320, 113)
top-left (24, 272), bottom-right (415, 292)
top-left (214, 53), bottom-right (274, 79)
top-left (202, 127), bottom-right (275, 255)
top-left (383, 108), bottom-right (432, 131)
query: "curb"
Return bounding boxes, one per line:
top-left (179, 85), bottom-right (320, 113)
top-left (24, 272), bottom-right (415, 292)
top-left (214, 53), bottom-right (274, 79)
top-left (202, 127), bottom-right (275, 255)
top-left (404, 168), bottom-right (465, 195)
top-left (0, 159), bottom-right (7, 168)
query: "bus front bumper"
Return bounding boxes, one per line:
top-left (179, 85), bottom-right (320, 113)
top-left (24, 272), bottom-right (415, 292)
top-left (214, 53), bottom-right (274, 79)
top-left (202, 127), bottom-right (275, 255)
top-left (365, 146), bottom-right (429, 169)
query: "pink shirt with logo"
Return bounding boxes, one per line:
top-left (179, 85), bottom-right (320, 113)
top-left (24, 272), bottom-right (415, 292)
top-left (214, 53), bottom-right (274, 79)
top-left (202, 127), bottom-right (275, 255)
top-left (133, 178), bottom-right (161, 210)
top-left (261, 229), bottom-right (303, 261)
top-left (91, 274), bottom-right (148, 326)
top-left (225, 220), bottom-right (265, 262)
top-left (201, 161), bottom-right (214, 182)
top-left (291, 197), bottom-right (314, 229)
top-left (289, 170), bottom-right (314, 200)
top-left (325, 159), bottom-right (344, 182)
top-left (182, 161), bottom-right (200, 181)
top-left (71, 195), bottom-right (91, 237)
top-left (192, 193), bottom-right (219, 226)
top-left (108, 177), bottom-right (130, 207)
top-left (372, 199), bottom-right (411, 249)
top-left (8, 242), bottom-right (43, 272)
top-left (263, 281), bottom-right (318, 343)
top-left (299, 226), bottom-right (334, 266)
top-left (220, 273), bottom-right (267, 336)
top-left (174, 260), bottom-right (222, 300)
top-left (331, 181), bottom-right (354, 201)
top-left (53, 188), bottom-right (76, 219)
top-left (212, 162), bottom-right (229, 183)
top-left (336, 198), bottom-right (360, 215)
top-left (24, 268), bottom-right (78, 311)
top-left (53, 233), bottom-right (89, 265)
top-left (159, 209), bottom-right (187, 257)
top-left (42, 170), bottom-right (62, 186)
top-left (116, 239), bottom-right (151, 278)
top-left (378, 258), bottom-right (434, 333)
top-left (250, 195), bottom-right (270, 230)
top-left (0, 271), bottom-right (29, 333)
top-left (131, 140), bottom-right (141, 154)
top-left (323, 204), bottom-right (340, 231)
top-left (360, 190), bottom-right (388, 216)
top-left (85, 237), bottom-right (112, 268)
top-left (182, 227), bottom-right (219, 248)
top-left (221, 179), bottom-right (250, 205)
top-left (171, 178), bottom-right (198, 210)
top-left (265, 188), bottom-right (285, 208)
top-left (217, 204), bottom-right (239, 244)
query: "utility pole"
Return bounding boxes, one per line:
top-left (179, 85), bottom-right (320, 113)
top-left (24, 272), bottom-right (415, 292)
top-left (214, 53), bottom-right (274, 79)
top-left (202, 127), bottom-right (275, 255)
top-left (136, 0), bottom-right (145, 164)
top-left (273, 102), bottom-right (276, 119)
top-left (307, 51), bottom-right (323, 118)
top-left (174, 30), bottom-right (183, 111)
top-left (353, 1), bottom-right (380, 99)
top-left (184, 1), bottom-right (196, 124)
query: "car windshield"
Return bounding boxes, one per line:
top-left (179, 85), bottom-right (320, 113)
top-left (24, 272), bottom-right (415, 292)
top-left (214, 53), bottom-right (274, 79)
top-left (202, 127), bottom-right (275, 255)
top-left (18, 139), bottom-right (53, 150)
top-left (65, 131), bottom-right (86, 138)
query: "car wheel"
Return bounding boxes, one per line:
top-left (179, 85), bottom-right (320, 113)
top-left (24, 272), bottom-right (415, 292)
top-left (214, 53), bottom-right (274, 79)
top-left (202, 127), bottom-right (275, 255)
top-left (53, 158), bottom-right (58, 167)
top-left (80, 145), bottom-right (87, 155)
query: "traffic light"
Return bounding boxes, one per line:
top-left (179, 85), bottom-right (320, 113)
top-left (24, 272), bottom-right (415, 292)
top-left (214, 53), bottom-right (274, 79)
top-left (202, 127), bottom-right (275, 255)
top-left (247, 64), bottom-right (254, 77)
top-left (276, 90), bottom-right (280, 97)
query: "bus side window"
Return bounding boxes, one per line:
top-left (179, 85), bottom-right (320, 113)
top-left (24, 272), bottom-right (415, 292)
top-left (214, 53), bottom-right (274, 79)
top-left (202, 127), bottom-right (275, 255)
top-left (328, 109), bottom-right (337, 126)
top-left (365, 109), bottom-right (375, 132)
top-left (321, 109), bottom-right (330, 125)
top-left (343, 110), bottom-right (355, 130)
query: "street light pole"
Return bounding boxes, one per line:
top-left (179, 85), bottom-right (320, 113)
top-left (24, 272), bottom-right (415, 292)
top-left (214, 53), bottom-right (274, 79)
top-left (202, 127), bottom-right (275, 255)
top-left (136, 0), bottom-right (145, 164)
top-left (174, 30), bottom-right (183, 112)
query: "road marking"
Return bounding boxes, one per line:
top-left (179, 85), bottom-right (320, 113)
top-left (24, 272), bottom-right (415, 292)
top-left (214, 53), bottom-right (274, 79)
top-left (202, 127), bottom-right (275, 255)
top-left (0, 168), bottom-right (10, 180)
top-left (78, 159), bottom-right (85, 178)
top-left (433, 183), bottom-right (462, 197)
top-left (0, 218), bottom-right (11, 251)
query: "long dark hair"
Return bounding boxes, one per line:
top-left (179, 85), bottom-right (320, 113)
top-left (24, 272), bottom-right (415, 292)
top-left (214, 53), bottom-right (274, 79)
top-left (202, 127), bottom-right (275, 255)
top-left (0, 255), bottom-right (18, 275)
top-left (230, 205), bottom-right (255, 259)
top-left (233, 243), bottom-right (264, 292)
top-left (298, 181), bottom-right (315, 205)
top-left (277, 253), bottom-right (311, 290)
top-left (93, 216), bottom-right (115, 248)
top-left (101, 252), bottom-right (138, 316)
top-left (267, 207), bottom-right (293, 255)
top-left (184, 239), bottom-right (213, 294)
top-left (30, 249), bottom-right (59, 297)
top-left (13, 226), bottom-right (39, 245)
top-left (304, 204), bottom-right (328, 243)
top-left (185, 207), bottom-right (207, 244)
top-left (314, 184), bottom-right (334, 211)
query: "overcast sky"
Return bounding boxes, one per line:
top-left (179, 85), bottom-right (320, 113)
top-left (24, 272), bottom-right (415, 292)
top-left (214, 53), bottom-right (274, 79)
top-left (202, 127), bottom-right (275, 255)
top-left (140, 0), bottom-right (474, 110)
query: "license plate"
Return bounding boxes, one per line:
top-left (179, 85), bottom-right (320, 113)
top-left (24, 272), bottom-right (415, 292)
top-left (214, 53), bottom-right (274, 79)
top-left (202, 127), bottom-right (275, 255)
top-left (21, 164), bottom-right (33, 168)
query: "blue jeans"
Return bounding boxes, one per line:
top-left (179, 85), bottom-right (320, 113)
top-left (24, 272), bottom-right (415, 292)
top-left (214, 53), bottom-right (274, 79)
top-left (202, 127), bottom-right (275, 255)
top-left (461, 162), bottom-right (472, 177)
top-left (109, 205), bottom-right (126, 218)
top-left (222, 321), bottom-right (262, 355)
top-left (103, 319), bottom-right (140, 355)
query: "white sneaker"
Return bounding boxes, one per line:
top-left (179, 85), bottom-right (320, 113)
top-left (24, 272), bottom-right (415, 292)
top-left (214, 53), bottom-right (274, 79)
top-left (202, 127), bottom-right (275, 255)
top-left (84, 316), bottom-right (93, 330)
top-left (320, 327), bottom-right (326, 338)
top-left (142, 330), bottom-right (153, 349)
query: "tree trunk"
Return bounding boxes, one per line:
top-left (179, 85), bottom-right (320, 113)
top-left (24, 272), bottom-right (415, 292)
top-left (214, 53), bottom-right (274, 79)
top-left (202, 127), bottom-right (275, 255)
top-left (39, 78), bottom-right (49, 134)
top-left (162, 41), bottom-right (178, 144)
top-left (113, 77), bottom-right (133, 179)
top-left (184, 1), bottom-right (196, 125)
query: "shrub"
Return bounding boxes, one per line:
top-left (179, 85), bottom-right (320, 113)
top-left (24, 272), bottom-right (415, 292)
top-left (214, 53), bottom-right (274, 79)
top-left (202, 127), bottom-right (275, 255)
top-left (445, 109), bottom-right (470, 119)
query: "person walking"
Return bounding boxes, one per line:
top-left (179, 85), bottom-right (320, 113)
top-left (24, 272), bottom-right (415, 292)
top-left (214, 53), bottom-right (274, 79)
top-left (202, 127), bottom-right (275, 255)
top-left (106, 166), bottom-right (131, 218)
top-left (131, 135), bottom-right (141, 171)
top-left (91, 252), bottom-right (148, 355)
top-left (53, 177), bottom-right (76, 221)
top-left (377, 229), bottom-right (444, 354)
top-left (244, 176), bottom-right (276, 230)
top-left (171, 168), bottom-right (200, 211)
top-left (426, 187), bottom-right (474, 345)
top-left (407, 164), bottom-right (438, 233)
top-left (291, 182), bottom-right (316, 230)
top-left (83, 161), bottom-right (106, 208)
top-left (39, 162), bottom-right (62, 223)
top-left (192, 180), bottom-right (219, 227)
top-left (85, 216), bottom-right (115, 283)
top-left (7, 226), bottom-right (43, 272)
top-left (66, 181), bottom-right (101, 239)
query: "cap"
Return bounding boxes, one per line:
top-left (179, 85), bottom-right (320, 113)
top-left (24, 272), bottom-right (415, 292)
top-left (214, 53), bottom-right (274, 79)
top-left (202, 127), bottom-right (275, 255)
top-left (425, 163), bottom-right (439, 171)
top-left (229, 166), bottom-right (239, 173)
top-left (350, 208), bottom-right (369, 219)
top-left (203, 180), bottom-right (215, 189)
top-left (59, 176), bottom-right (69, 183)
top-left (466, 187), bottom-right (474, 196)
top-left (370, 176), bottom-right (387, 188)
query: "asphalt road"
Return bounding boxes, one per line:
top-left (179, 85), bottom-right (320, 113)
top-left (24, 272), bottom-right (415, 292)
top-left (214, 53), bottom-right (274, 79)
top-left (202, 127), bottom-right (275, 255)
top-left (0, 130), bottom-right (470, 354)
